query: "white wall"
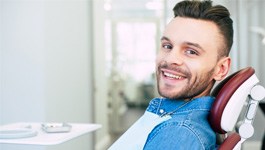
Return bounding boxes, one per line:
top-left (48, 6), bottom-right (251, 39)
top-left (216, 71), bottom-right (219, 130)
top-left (0, 0), bottom-right (95, 150)
top-left (0, 0), bottom-right (46, 125)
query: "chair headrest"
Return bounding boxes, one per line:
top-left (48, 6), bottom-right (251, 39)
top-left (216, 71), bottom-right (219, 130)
top-left (209, 67), bottom-right (256, 134)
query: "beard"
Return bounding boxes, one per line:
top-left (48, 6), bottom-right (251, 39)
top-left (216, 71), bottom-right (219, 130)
top-left (156, 61), bottom-right (215, 100)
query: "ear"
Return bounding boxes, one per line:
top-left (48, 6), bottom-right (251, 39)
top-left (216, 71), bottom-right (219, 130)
top-left (213, 57), bottom-right (231, 81)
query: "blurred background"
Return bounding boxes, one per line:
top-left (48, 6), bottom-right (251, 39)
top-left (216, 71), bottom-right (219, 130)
top-left (0, 0), bottom-right (265, 150)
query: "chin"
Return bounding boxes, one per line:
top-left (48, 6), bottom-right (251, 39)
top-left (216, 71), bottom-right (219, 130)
top-left (158, 86), bottom-right (192, 100)
top-left (158, 89), bottom-right (177, 99)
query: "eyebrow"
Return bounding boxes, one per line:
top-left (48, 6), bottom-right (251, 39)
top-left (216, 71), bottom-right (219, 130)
top-left (185, 42), bottom-right (205, 52)
top-left (161, 36), bottom-right (205, 52)
top-left (161, 36), bottom-right (170, 42)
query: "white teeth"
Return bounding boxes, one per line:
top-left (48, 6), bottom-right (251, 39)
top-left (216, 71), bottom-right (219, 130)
top-left (164, 72), bottom-right (183, 79)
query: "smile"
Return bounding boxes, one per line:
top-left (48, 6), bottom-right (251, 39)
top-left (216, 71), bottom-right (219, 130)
top-left (163, 72), bottom-right (184, 79)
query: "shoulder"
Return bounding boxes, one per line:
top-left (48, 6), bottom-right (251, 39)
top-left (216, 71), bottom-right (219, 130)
top-left (144, 117), bottom-right (216, 150)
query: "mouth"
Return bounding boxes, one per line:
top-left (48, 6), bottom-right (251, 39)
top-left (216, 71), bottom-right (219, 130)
top-left (163, 71), bottom-right (184, 80)
top-left (161, 68), bottom-right (187, 80)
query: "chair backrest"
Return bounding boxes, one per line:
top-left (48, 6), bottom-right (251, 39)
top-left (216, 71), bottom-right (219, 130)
top-left (209, 67), bottom-right (265, 150)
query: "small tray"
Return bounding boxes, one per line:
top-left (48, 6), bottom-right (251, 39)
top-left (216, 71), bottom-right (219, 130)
top-left (41, 123), bottom-right (72, 133)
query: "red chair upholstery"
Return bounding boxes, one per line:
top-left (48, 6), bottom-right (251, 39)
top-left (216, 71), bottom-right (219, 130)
top-left (218, 133), bottom-right (241, 150)
top-left (209, 67), bottom-right (265, 150)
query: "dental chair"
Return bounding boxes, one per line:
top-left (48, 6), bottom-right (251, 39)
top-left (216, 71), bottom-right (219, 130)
top-left (209, 67), bottom-right (265, 150)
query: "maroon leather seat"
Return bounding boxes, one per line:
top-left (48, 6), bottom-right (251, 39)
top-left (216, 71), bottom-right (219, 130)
top-left (209, 67), bottom-right (265, 150)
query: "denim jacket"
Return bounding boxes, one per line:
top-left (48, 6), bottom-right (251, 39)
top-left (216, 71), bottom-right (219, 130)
top-left (143, 96), bottom-right (217, 150)
top-left (109, 96), bottom-right (217, 150)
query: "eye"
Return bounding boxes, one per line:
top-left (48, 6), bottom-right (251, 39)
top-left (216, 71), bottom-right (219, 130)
top-left (162, 44), bottom-right (173, 50)
top-left (185, 49), bottom-right (199, 56)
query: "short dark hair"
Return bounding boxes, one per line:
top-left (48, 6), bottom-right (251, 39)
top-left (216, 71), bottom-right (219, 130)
top-left (173, 0), bottom-right (233, 58)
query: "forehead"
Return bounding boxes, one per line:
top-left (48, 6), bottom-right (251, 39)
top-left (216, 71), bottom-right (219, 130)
top-left (163, 17), bottom-right (223, 53)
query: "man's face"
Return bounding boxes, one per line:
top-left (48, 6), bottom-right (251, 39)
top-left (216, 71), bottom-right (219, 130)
top-left (156, 17), bottom-right (224, 100)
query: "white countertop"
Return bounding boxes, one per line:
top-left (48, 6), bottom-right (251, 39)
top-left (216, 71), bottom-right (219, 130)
top-left (0, 122), bottom-right (101, 145)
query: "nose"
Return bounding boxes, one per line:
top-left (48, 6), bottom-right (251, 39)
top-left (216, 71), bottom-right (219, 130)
top-left (163, 48), bottom-right (184, 66)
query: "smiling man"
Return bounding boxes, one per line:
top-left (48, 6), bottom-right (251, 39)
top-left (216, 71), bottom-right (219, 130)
top-left (157, 16), bottom-right (230, 100)
top-left (109, 0), bottom-right (233, 149)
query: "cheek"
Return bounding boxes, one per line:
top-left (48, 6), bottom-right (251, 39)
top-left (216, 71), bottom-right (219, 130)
top-left (185, 61), bottom-right (201, 73)
top-left (187, 56), bottom-right (217, 70)
top-left (155, 52), bottom-right (164, 66)
top-left (186, 61), bottom-right (214, 79)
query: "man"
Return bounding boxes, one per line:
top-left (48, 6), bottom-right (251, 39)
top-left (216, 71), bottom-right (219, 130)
top-left (109, 0), bottom-right (233, 149)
